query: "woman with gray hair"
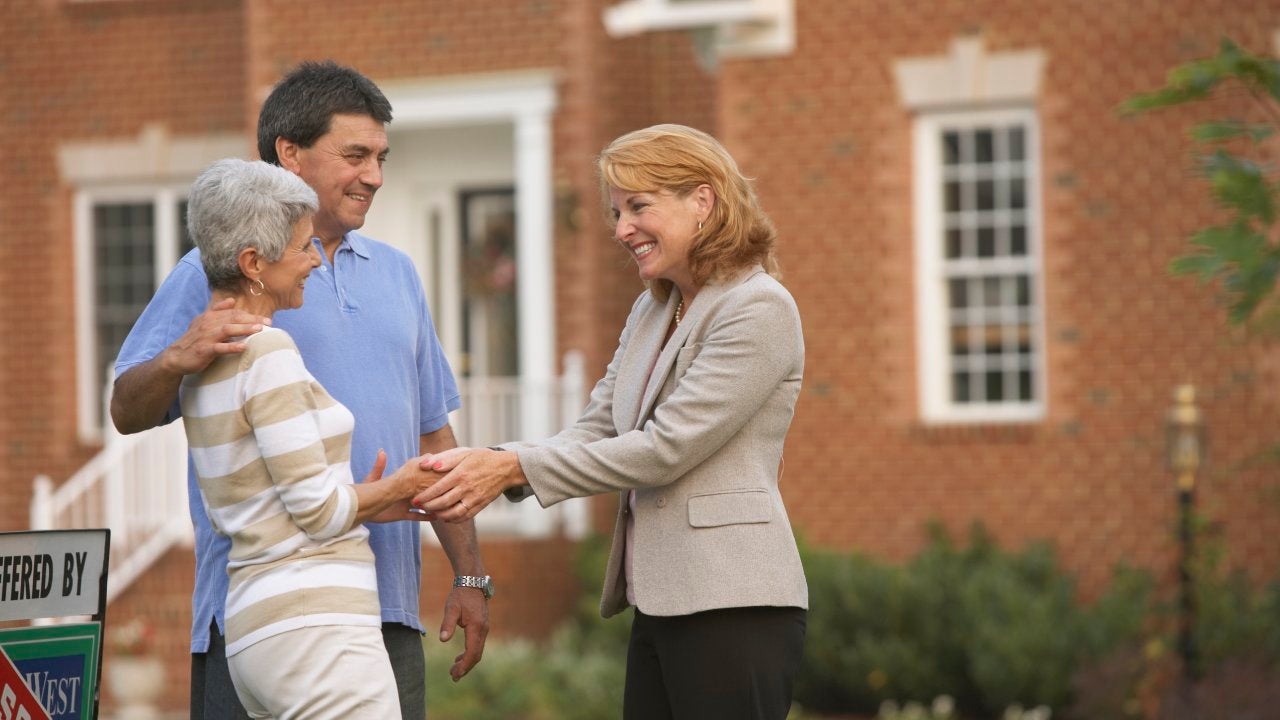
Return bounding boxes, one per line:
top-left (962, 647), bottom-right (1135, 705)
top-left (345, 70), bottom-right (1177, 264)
top-left (179, 158), bottom-right (429, 718)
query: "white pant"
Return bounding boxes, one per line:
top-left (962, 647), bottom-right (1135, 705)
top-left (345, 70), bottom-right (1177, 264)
top-left (227, 624), bottom-right (401, 719)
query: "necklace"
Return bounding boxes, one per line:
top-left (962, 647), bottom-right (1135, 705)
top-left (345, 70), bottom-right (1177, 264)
top-left (675, 300), bottom-right (684, 327)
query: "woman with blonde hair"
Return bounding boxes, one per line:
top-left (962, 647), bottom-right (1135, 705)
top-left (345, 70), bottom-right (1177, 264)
top-left (417, 124), bottom-right (808, 719)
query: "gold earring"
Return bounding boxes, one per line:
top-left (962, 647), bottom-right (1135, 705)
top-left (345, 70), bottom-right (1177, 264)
top-left (248, 279), bottom-right (265, 296)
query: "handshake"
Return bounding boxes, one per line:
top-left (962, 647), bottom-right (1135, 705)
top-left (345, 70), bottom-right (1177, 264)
top-left (362, 447), bottom-right (526, 524)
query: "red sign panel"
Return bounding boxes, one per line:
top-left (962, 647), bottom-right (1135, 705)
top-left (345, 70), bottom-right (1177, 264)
top-left (0, 648), bottom-right (49, 720)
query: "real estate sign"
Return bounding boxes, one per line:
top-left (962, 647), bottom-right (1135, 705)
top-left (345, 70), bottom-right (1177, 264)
top-left (0, 531), bottom-right (108, 720)
top-left (0, 531), bottom-right (107, 623)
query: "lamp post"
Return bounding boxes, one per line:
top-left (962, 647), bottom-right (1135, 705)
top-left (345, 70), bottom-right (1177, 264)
top-left (1166, 384), bottom-right (1203, 683)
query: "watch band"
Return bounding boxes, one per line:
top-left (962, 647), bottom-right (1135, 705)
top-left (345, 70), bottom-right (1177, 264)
top-left (453, 574), bottom-right (494, 599)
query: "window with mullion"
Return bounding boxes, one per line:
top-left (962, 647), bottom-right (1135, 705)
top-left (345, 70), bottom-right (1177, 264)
top-left (79, 190), bottom-right (190, 437)
top-left (93, 202), bottom-right (157, 395)
top-left (917, 109), bottom-right (1044, 422)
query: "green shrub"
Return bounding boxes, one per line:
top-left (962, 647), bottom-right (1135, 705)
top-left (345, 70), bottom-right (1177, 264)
top-left (424, 626), bottom-right (627, 720)
top-left (1189, 528), bottom-right (1280, 672)
top-left (424, 638), bottom-right (544, 720)
top-left (425, 523), bottom-right (1242, 718)
top-left (529, 618), bottom-right (627, 720)
top-left (795, 522), bottom-right (1152, 717)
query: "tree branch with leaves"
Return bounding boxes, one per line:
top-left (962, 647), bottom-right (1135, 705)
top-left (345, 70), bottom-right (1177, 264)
top-left (1123, 39), bottom-right (1280, 325)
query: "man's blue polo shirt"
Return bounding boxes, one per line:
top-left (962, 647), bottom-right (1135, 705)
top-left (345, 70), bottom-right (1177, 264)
top-left (115, 232), bottom-right (461, 652)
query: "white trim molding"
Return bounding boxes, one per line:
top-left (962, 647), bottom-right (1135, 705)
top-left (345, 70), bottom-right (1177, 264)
top-left (58, 124), bottom-right (248, 185)
top-left (894, 36), bottom-right (1045, 111)
top-left (603, 0), bottom-right (794, 59)
top-left (379, 70), bottom-right (557, 129)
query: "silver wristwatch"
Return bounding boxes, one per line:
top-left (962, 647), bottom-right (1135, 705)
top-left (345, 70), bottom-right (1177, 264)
top-left (453, 575), bottom-right (494, 599)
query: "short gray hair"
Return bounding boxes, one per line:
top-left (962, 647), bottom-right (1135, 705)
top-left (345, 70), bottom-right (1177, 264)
top-left (188, 159), bottom-right (319, 291)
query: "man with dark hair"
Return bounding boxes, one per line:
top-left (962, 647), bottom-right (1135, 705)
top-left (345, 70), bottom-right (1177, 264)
top-left (255, 60), bottom-right (393, 166)
top-left (112, 60), bottom-right (490, 720)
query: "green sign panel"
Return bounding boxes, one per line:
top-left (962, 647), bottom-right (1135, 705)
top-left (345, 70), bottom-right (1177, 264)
top-left (0, 623), bottom-right (101, 719)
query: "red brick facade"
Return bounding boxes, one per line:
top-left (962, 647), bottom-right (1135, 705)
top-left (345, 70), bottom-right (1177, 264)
top-left (4, 0), bottom-right (1279, 714)
top-left (736, 0), bottom-right (1280, 590)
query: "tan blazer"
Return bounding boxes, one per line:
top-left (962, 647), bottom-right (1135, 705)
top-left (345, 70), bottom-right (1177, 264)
top-left (508, 264), bottom-right (808, 618)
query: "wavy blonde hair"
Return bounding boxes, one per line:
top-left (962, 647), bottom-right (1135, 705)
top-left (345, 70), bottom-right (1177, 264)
top-left (598, 124), bottom-right (779, 302)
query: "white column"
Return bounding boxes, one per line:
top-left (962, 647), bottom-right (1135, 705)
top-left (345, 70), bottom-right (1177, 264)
top-left (154, 188), bottom-right (179, 285)
top-left (513, 110), bottom-right (557, 537)
top-left (73, 191), bottom-right (100, 444)
top-left (514, 111), bottom-right (555, 443)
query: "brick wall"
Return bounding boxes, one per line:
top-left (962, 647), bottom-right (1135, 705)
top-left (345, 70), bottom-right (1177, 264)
top-left (4, 6), bottom-right (246, 710)
top-left (719, 0), bottom-right (1280, 597)
top-left (2, 0), bottom-right (246, 535)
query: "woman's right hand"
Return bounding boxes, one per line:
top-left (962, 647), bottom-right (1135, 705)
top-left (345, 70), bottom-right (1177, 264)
top-left (413, 448), bottom-right (528, 522)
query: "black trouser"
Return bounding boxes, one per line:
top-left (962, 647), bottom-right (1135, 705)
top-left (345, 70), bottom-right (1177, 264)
top-left (191, 620), bottom-right (426, 720)
top-left (623, 606), bottom-right (807, 720)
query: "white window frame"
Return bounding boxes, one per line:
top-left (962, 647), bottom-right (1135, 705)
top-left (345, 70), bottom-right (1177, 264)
top-left (913, 107), bottom-right (1047, 424)
top-left (60, 124), bottom-right (247, 443)
top-left (72, 183), bottom-right (191, 443)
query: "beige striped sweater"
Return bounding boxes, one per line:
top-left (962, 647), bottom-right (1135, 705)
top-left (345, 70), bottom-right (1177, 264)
top-left (180, 326), bottom-right (380, 657)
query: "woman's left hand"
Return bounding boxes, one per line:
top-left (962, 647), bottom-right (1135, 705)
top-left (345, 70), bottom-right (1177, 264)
top-left (414, 448), bottom-right (526, 522)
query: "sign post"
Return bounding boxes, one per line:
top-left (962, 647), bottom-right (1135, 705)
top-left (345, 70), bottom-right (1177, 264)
top-left (0, 530), bottom-right (109, 720)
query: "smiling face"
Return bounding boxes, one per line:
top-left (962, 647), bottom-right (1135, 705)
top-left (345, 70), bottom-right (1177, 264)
top-left (609, 185), bottom-right (711, 299)
top-left (258, 216), bottom-right (321, 312)
top-left (278, 113), bottom-right (388, 246)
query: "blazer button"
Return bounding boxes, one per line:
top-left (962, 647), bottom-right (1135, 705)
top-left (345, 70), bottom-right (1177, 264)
top-left (656, 496), bottom-right (667, 508)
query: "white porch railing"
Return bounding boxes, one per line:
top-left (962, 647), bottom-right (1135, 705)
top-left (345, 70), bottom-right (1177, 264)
top-left (30, 409), bottom-right (192, 606)
top-left (31, 352), bottom-right (591, 603)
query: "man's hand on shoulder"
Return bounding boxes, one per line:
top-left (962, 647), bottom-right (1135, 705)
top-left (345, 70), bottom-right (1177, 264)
top-left (111, 298), bottom-right (270, 434)
top-left (160, 297), bottom-right (271, 375)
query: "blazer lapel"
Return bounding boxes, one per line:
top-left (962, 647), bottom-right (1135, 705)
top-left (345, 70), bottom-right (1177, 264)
top-left (633, 271), bottom-right (751, 429)
top-left (634, 296), bottom-right (689, 428)
top-left (612, 293), bottom-right (676, 433)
